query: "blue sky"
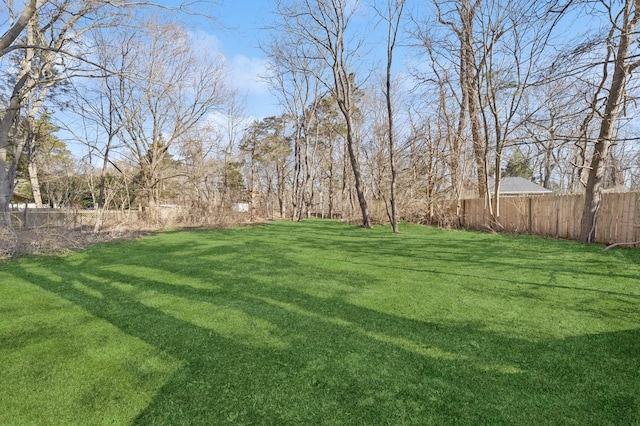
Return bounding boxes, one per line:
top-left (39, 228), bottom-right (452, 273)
top-left (181, 0), bottom-right (405, 121)
top-left (8, 0), bottom-right (595, 157)
top-left (204, 0), bottom-right (412, 120)
top-left (153, 1), bottom-right (281, 119)
top-left (196, 0), bottom-right (279, 119)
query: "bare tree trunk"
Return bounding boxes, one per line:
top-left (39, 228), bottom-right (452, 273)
top-left (0, 0), bottom-right (37, 56)
top-left (22, 115), bottom-right (43, 208)
top-left (93, 142), bottom-right (112, 232)
top-left (303, 131), bottom-right (316, 219)
top-left (277, 163), bottom-right (286, 218)
top-left (27, 151), bottom-right (44, 209)
top-left (300, 119), bottom-right (314, 221)
top-left (436, 0), bottom-right (486, 199)
top-left (249, 151), bottom-right (256, 222)
top-left (460, 0), bottom-right (487, 200)
top-left (274, 0), bottom-right (371, 227)
top-left (328, 140), bottom-right (335, 218)
top-left (329, 11), bottom-right (371, 227)
top-left (292, 119), bottom-right (304, 220)
top-left (383, 0), bottom-right (404, 233)
top-left (580, 0), bottom-right (640, 242)
top-left (0, 72), bottom-right (29, 226)
top-left (342, 111), bottom-right (371, 228)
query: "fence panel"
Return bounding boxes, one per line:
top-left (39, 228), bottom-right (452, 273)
top-left (461, 192), bottom-right (639, 247)
top-left (596, 192), bottom-right (638, 244)
top-left (498, 197), bottom-right (529, 233)
top-left (10, 209), bottom-right (141, 230)
top-left (9, 195), bottom-right (640, 247)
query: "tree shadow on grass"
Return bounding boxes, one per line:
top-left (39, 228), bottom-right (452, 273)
top-left (282, 222), bottom-right (640, 301)
top-left (12, 249), bottom-right (640, 425)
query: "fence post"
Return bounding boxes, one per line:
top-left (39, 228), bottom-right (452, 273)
top-left (528, 197), bottom-right (533, 233)
top-left (635, 193), bottom-right (640, 247)
top-left (461, 199), bottom-right (466, 227)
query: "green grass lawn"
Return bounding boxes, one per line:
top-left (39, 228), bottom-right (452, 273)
top-left (1, 220), bottom-right (639, 425)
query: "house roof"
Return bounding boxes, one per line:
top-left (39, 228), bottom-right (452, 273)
top-left (11, 192), bottom-right (33, 203)
top-left (488, 177), bottom-right (552, 195)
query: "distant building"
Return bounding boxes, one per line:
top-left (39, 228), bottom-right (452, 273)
top-left (10, 193), bottom-right (35, 209)
top-left (232, 203), bottom-right (249, 213)
top-left (488, 177), bottom-right (553, 197)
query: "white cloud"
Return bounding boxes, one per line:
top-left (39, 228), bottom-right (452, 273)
top-left (228, 54), bottom-right (271, 96)
top-left (188, 29), bottom-right (278, 117)
top-left (190, 30), bottom-right (224, 53)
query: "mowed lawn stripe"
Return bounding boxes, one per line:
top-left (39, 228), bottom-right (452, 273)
top-left (0, 220), bottom-right (638, 424)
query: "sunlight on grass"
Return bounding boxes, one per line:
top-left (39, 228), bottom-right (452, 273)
top-left (0, 272), bottom-right (182, 425)
top-left (350, 280), bottom-right (639, 341)
top-left (252, 293), bottom-right (525, 375)
top-left (71, 280), bottom-right (105, 299)
top-left (105, 265), bottom-right (222, 291)
top-left (110, 282), bottom-right (289, 349)
top-left (1, 220), bottom-right (638, 424)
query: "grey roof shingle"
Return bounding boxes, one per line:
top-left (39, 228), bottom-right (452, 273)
top-left (488, 177), bottom-right (552, 195)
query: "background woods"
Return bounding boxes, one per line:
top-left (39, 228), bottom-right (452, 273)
top-left (3, 0), bottom-right (640, 245)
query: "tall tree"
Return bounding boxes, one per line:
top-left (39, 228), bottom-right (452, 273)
top-left (110, 21), bottom-right (230, 223)
top-left (378, 0), bottom-right (405, 233)
top-left (476, 0), bottom-right (560, 220)
top-left (240, 116), bottom-right (291, 220)
top-left (307, 95), bottom-right (346, 219)
top-left (274, 0), bottom-right (372, 227)
top-left (263, 32), bottom-right (323, 221)
top-left (580, 0), bottom-right (640, 242)
top-left (1, 0), bottom-right (119, 224)
top-left (0, 1), bottom-right (216, 227)
top-left (437, 0), bottom-right (487, 201)
top-left (420, 0), bottom-right (568, 224)
top-left (70, 26), bottom-right (130, 231)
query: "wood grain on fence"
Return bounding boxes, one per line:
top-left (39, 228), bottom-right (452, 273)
top-left (462, 192), bottom-right (640, 246)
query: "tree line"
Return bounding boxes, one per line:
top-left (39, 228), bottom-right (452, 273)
top-left (2, 0), bottom-right (640, 243)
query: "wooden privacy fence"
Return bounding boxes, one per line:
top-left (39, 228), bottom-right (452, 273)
top-left (9, 209), bottom-right (140, 229)
top-left (461, 192), bottom-right (640, 246)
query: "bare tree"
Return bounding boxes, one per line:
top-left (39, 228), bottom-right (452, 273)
top-left (109, 21), bottom-right (230, 223)
top-left (376, 0), bottom-right (405, 232)
top-left (263, 32), bottom-right (323, 221)
top-left (1, 0), bottom-right (106, 223)
top-left (0, 1), bottom-right (219, 227)
top-left (411, 24), bottom-right (472, 222)
top-left (67, 26), bottom-right (135, 231)
top-left (414, 0), bottom-right (490, 204)
top-left (474, 0), bottom-right (560, 222)
top-left (580, 0), bottom-right (640, 242)
top-left (436, 0), bottom-right (488, 201)
top-left (274, 0), bottom-right (372, 227)
top-left (519, 78), bottom-right (586, 191)
top-left (0, 0), bottom-right (38, 57)
top-left (416, 0), bottom-right (569, 226)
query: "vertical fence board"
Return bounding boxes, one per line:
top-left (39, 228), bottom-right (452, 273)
top-left (460, 192), bottom-right (638, 245)
top-left (635, 193), bottom-right (640, 246)
top-left (623, 193), bottom-right (634, 243)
